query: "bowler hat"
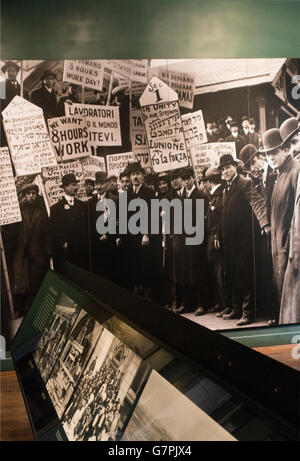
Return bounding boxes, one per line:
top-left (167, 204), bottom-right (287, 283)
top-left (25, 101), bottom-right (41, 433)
top-left (260, 128), bottom-right (283, 153)
top-left (239, 144), bottom-right (258, 169)
top-left (21, 183), bottom-right (39, 195)
top-left (40, 70), bottom-right (56, 81)
top-left (218, 154), bottom-right (237, 169)
top-left (60, 173), bottom-right (79, 188)
top-left (2, 61), bottom-right (20, 73)
top-left (125, 162), bottom-right (145, 176)
top-left (95, 171), bottom-right (108, 183)
top-left (280, 117), bottom-right (299, 146)
top-left (180, 167), bottom-right (194, 179)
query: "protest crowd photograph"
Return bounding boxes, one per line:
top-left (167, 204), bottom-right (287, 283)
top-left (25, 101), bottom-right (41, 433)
top-left (1, 58), bottom-right (300, 346)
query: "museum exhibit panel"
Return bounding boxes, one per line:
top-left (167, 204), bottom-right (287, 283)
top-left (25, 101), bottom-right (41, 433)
top-left (5, 264), bottom-right (300, 441)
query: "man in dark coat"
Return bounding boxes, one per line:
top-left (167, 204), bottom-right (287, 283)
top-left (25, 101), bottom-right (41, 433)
top-left (177, 167), bottom-right (209, 315)
top-left (218, 154), bottom-right (254, 326)
top-left (204, 167), bottom-right (226, 314)
top-left (1, 61), bottom-right (29, 146)
top-left (13, 184), bottom-right (50, 316)
top-left (248, 118), bottom-right (261, 149)
top-left (125, 162), bottom-right (158, 300)
top-left (31, 70), bottom-right (60, 120)
top-left (87, 171), bottom-right (118, 280)
top-left (225, 121), bottom-right (247, 158)
top-left (49, 174), bottom-right (88, 271)
top-left (239, 144), bottom-right (277, 323)
top-left (262, 128), bottom-right (300, 310)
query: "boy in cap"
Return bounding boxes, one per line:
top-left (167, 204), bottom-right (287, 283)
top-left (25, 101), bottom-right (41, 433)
top-left (31, 69), bottom-right (60, 119)
top-left (49, 173), bottom-right (88, 271)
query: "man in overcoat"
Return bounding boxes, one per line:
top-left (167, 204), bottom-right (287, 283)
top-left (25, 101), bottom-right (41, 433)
top-left (218, 154), bottom-right (254, 326)
top-left (31, 70), bottom-right (60, 120)
top-left (49, 173), bottom-right (88, 271)
top-left (262, 128), bottom-right (300, 310)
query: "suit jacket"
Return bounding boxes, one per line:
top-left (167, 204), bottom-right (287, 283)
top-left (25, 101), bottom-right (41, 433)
top-left (31, 85), bottom-right (60, 120)
top-left (49, 196), bottom-right (88, 270)
top-left (221, 174), bottom-right (254, 289)
top-left (225, 134), bottom-right (247, 157)
top-left (248, 131), bottom-right (261, 149)
top-left (207, 184), bottom-right (224, 262)
top-left (1, 79), bottom-right (29, 111)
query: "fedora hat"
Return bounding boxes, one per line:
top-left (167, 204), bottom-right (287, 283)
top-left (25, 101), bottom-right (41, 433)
top-left (125, 162), bottom-right (145, 176)
top-left (40, 70), bottom-right (56, 81)
top-left (180, 166), bottom-right (194, 179)
top-left (280, 117), bottom-right (299, 146)
top-left (21, 183), bottom-right (39, 195)
top-left (260, 128), bottom-right (283, 153)
top-left (239, 144), bottom-right (258, 169)
top-left (60, 173), bottom-right (79, 188)
top-left (218, 154), bottom-right (237, 169)
top-left (2, 61), bottom-right (20, 73)
top-left (95, 171), bottom-right (108, 183)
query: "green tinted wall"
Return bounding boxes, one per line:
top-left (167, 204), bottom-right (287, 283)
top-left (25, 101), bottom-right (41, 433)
top-left (1, 0), bottom-right (300, 59)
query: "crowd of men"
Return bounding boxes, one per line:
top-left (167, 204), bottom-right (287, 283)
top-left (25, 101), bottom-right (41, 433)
top-left (2, 61), bottom-right (300, 329)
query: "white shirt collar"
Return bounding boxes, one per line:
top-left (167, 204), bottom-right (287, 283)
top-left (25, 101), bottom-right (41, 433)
top-left (186, 184), bottom-right (196, 198)
top-left (64, 194), bottom-right (74, 205)
top-left (210, 184), bottom-right (221, 195)
top-left (44, 85), bottom-right (53, 94)
top-left (134, 184), bottom-right (142, 194)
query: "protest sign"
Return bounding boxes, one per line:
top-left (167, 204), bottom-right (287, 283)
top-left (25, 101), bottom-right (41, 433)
top-left (182, 110), bottom-right (207, 149)
top-left (2, 97), bottom-right (57, 176)
top-left (63, 60), bottom-right (104, 91)
top-left (105, 60), bottom-right (148, 84)
top-left (190, 142), bottom-right (236, 177)
top-left (48, 116), bottom-right (92, 161)
top-left (140, 78), bottom-right (189, 173)
top-left (130, 109), bottom-right (151, 171)
top-left (42, 160), bottom-right (87, 207)
top-left (65, 103), bottom-right (121, 147)
top-left (106, 152), bottom-right (135, 178)
top-left (0, 147), bottom-right (22, 226)
top-left (158, 69), bottom-right (195, 109)
top-left (81, 156), bottom-right (106, 181)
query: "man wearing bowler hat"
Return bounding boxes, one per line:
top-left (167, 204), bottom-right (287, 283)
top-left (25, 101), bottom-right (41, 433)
top-left (87, 171), bottom-right (118, 279)
top-left (218, 153), bottom-right (254, 326)
top-left (125, 162), bottom-right (158, 300)
top-left (49, 173), bottom-right (88, 271)
top-left (280, 117), bottom-right (300, 163)
top-left (262, 128), bottom-right (300, 316)
top-left (31, 69), bottom-right (60, 120)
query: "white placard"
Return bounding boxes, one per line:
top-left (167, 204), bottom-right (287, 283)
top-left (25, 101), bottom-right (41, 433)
top-left (63, 60), bottom-right (104, 91)
top-left (139, 77), bottom-right (178, 106)
top-left (48, 116), bottom-right (91, 162)
top-left (81, 156), bottom-right (106, 181)
top-left (105, 59), bottom-right (149, 84)
top-left (182, 110), bottom-right (207, 149)
top-left (130, 109), bottom-right (151, 170)
top-left (2, 97), bottom-right (57, 176)
top-left (190, 142), bottom-right (236, 177)
top-left (0, 147), bottom-right (22, 226)
top-left (158, 69), bottom-right (195, 109)
top-left (106, 152), bottom-right (135, 178)
top-left (65, 103), bottom-right (121, 147)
